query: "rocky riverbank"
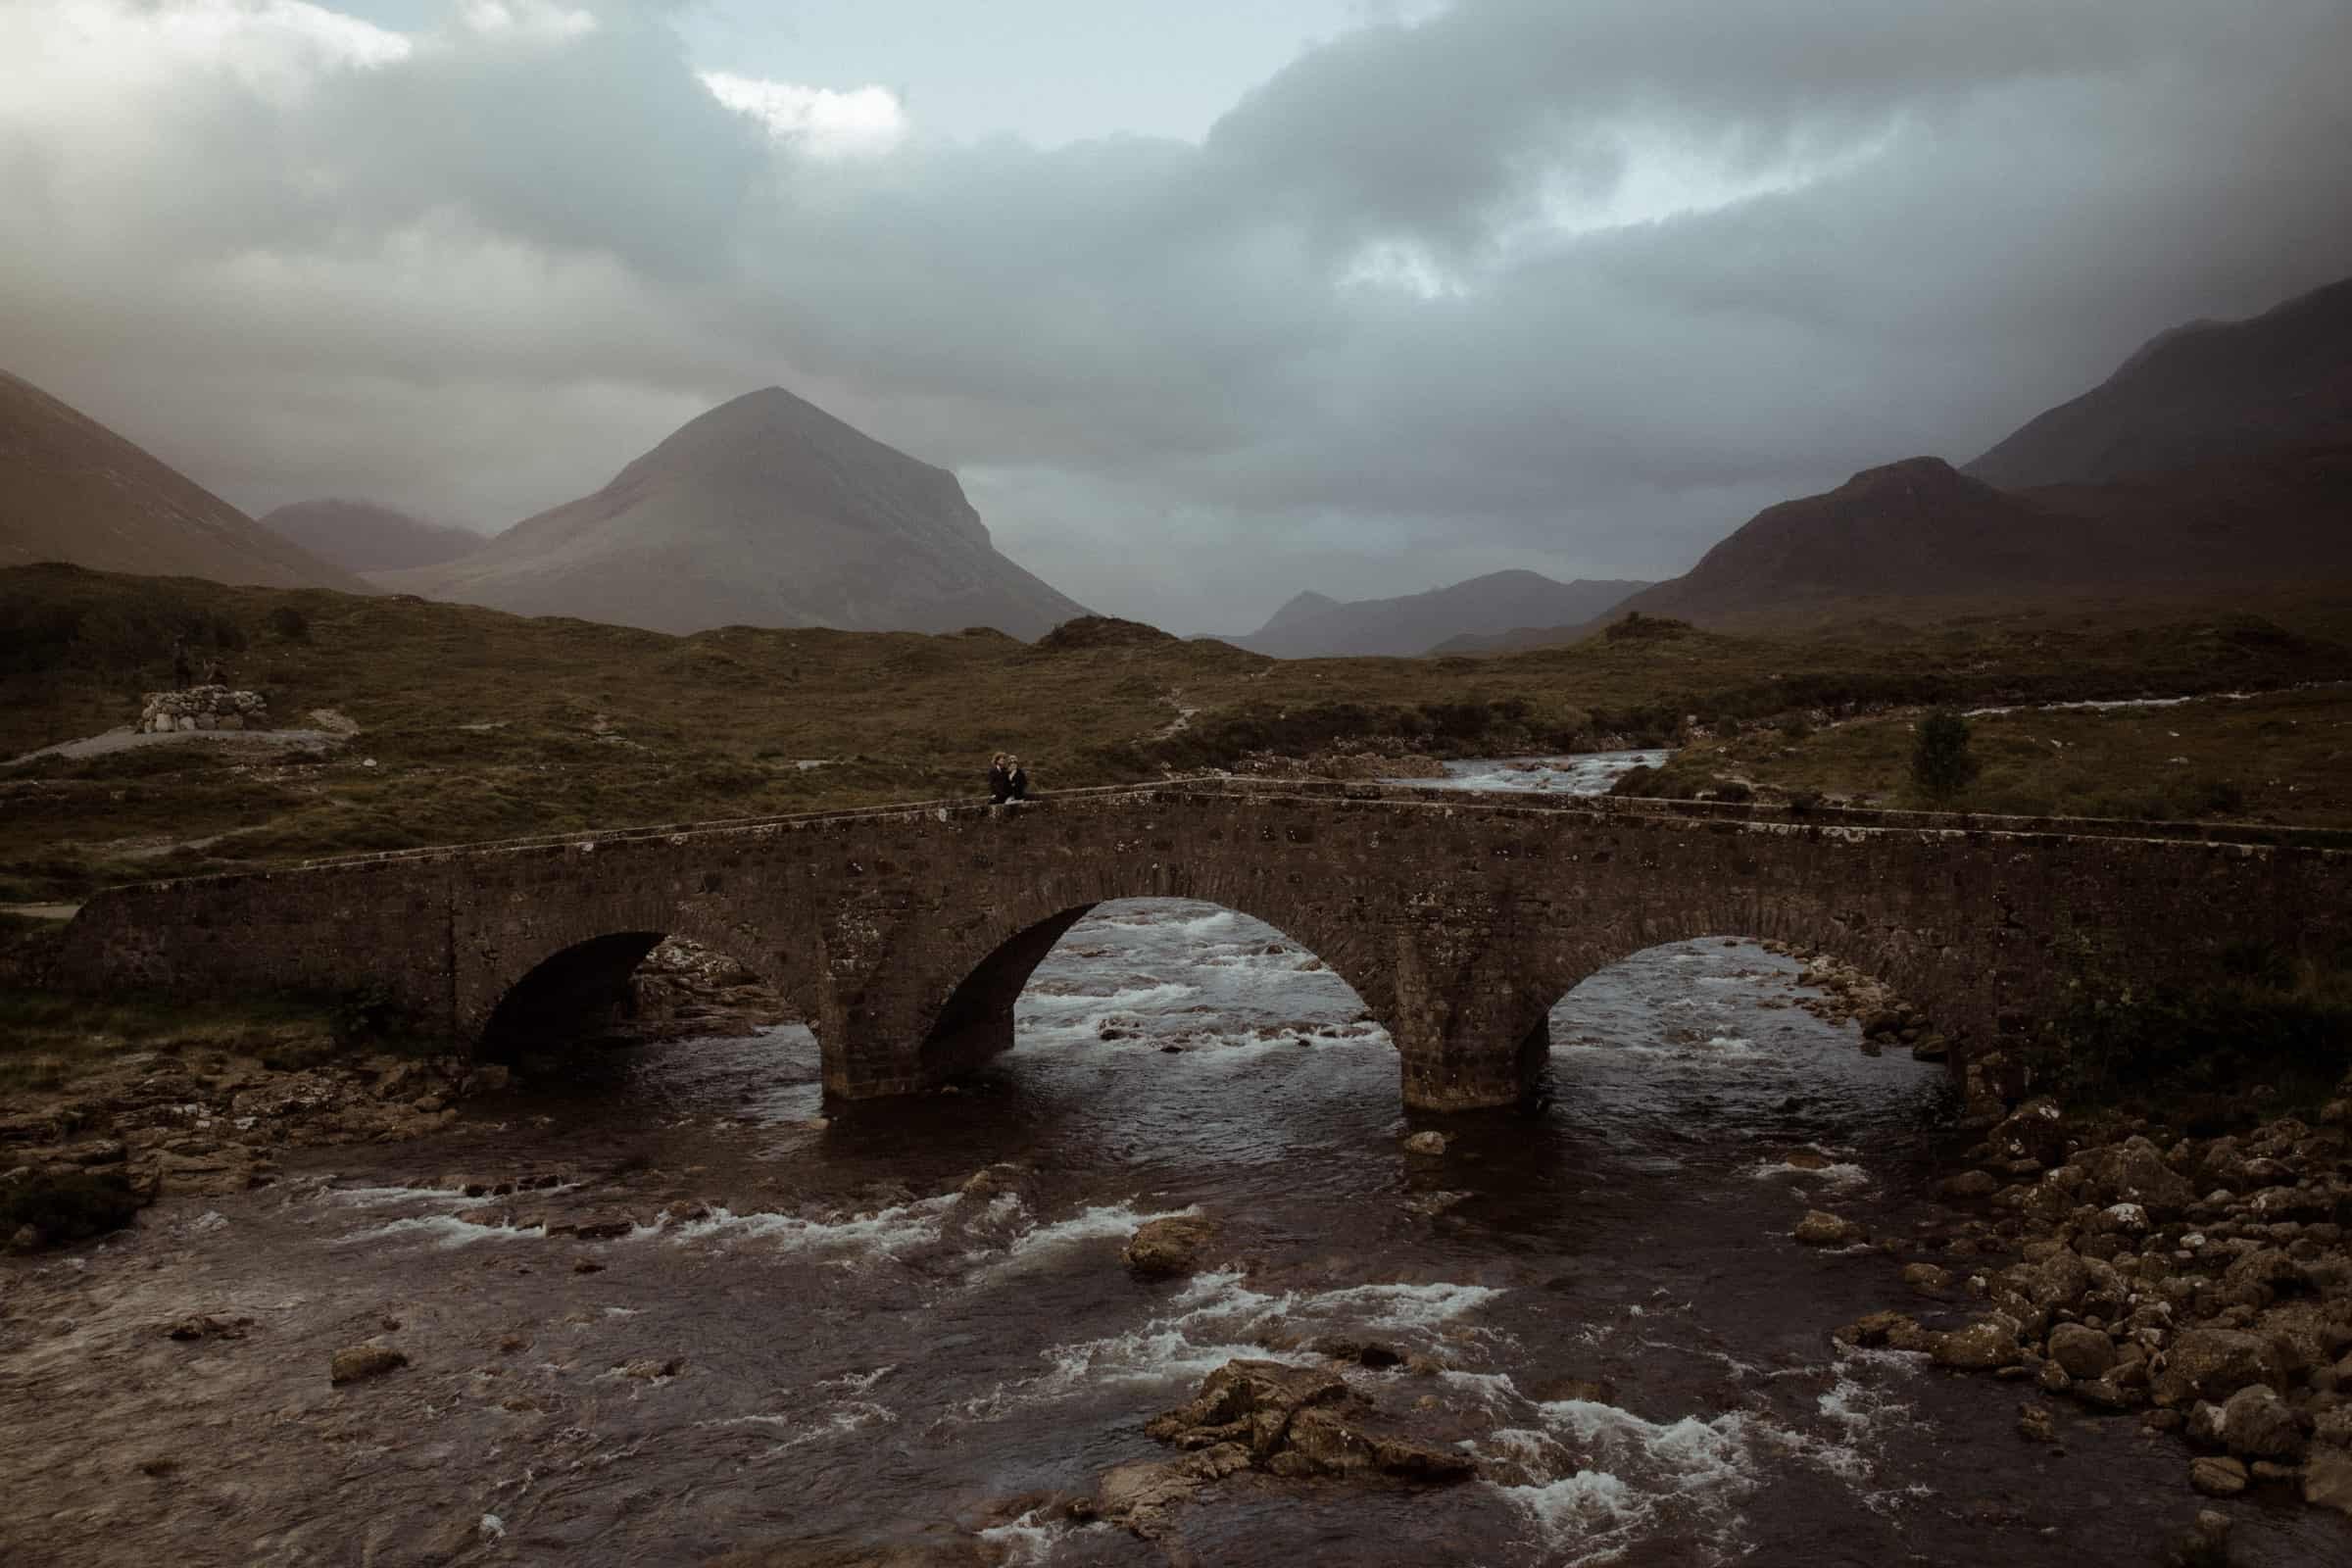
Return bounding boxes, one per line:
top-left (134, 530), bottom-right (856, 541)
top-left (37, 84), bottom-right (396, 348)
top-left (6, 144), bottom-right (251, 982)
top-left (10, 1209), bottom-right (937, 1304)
top-left (0, 1045), bottom-right (501, 1250)
top-left (1812, 1080), bottom-right (2352, 1528)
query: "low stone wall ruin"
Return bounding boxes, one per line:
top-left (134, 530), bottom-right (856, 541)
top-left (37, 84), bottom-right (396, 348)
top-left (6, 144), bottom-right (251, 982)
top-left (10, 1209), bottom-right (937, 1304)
top-left (140, 685), bottom-right (270, 734)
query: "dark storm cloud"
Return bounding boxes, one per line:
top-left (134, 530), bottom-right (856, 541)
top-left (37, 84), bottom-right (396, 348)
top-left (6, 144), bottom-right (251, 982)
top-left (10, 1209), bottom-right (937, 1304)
top-left (3, 0), bottom-right (2348, 626)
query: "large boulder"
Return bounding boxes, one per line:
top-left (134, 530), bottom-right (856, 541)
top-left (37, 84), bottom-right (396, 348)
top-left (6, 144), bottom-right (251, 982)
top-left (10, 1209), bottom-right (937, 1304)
top-left (2219, 1385), bottom-right (2304, 1461)
top-left (1146, 1359), bottom-right (1348, 1456)
top-left (1142, 1358), bottom-right (1472, 1496)
top-left (2069, 1137), bottom-right (2195, 1218)
top-left (1121, 1216), bottom-right (1216, 1280)
top-left (2307, 1450), bottom-right (2352, 1519)
top-left (1933, 1313), bottom-right (2024, 1372)
top-left (2153, 1328), bottom-right (2279, 1407)
top-left (1271, 1406), bottom-right (1475, 1482)
top-left (2046, 1323), bottom-right (2118, 1382)
top-left (1987, 1098), bottom-right (2071, 1166)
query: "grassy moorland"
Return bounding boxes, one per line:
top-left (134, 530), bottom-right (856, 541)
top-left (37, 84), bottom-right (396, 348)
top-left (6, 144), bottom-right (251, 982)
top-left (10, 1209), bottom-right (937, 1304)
top-left (1641, 685), bottom-right (2352, 824)
top-left (6, 564), bottom-right (2352, 902)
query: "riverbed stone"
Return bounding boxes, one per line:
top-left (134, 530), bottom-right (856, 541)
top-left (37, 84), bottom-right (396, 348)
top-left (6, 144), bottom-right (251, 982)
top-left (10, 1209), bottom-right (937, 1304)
top-left (2219, 1384), bottom-right (2304, 1460)
top-left (329, 1344), bottom-right (408, 1386)
top-left (2155, 1328), bottom-right (2279, 1407)
top-left (2047, 1323), bottom-right (2118, 1381)
top-left (1934, 1313), bottom-right (2024, 1372)
top-left (2306, 1450), bottom-right (2352, 1517)
top-left (1402, 1131), bottom-right (1447, 1156)
top-left (1121, 1216), bottom-right (1216, 1280)
top-left (2189, 1455), bottom-right (2248, 1497)
top-left (1794, 1210), bottom-right (1864, 1247)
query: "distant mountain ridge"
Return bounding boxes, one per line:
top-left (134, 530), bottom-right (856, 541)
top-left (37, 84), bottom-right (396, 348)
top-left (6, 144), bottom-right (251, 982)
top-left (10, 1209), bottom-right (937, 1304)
top-left (261, 499), bottom-right (485, 575)
top-left (1227, 570), bottom-right (1648, 657)
top-left (0, 369), bottom-right (365, 592)
top-left (1451, 272), bottom-right (2352, 650)
top-left (1966, 275), bottom-right (2352, 489)
top-left (379, 386), bottom-right (1091, 637)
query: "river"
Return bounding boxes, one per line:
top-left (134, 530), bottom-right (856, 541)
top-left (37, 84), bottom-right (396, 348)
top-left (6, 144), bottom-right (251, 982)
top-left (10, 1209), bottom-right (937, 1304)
top-left (1, 753), bottom-right (2341, 1566)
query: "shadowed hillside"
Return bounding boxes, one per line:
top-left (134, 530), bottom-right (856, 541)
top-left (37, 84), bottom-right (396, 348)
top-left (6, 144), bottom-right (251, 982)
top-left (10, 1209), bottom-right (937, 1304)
top-left (1967, 274), bottom-right (2352, 488)
top-left (0, 369), bottom-right (365, 592)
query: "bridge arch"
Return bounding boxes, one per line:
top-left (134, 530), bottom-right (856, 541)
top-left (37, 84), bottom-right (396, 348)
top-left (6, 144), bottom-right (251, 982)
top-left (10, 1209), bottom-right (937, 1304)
top-left (465, 900), bottom-right (823, 1071)
top-left (915, 896), bottom-right (1396, 1086)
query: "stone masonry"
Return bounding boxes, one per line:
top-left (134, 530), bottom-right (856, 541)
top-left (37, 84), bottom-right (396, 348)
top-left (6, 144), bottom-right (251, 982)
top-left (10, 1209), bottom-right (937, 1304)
top-left (50, 781), bottom-right (2352, 1111)
top-left (139, 686), bottom-right (269, 734)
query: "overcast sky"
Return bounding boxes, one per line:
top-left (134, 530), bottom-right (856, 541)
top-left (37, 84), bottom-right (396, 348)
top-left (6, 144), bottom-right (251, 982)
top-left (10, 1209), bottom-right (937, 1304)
top-left (5, 1), bottom-right (2348, 630)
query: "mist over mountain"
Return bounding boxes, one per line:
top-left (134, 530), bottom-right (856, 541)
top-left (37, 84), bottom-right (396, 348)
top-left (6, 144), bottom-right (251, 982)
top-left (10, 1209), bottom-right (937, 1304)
top-left (0, 368), bottom-right (364, 592)
top-left (380, 387), bottom-right (1091, 637)
top-left (1444, 273), bottom-right (2352, 651)
top-left (1225, 571), bottom-right (1648, 658)
top-left (260, 499), bottom-right (485, 576)
top-left (1966, 276), bottom-right (2352, 489)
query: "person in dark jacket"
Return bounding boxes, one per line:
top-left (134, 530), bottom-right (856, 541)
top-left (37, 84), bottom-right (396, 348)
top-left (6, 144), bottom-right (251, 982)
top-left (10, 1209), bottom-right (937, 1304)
top-left (1004, 756), bottom-right (1030, 803)
top-left (987, 752), bottom-right (1012, 804)
top-left (171, 638), bottom-right (192, 691)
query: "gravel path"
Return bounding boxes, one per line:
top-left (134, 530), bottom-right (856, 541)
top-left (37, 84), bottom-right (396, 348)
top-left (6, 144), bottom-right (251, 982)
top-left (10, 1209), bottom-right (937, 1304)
top-left (3, 725), bottom-right (344, 768)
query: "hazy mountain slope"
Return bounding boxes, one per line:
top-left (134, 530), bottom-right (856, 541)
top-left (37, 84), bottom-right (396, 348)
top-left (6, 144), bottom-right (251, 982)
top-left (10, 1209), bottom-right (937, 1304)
top-left (1230, 570), bottom-right (1648, 657)
top-left (381, 387), bottom-right (1090, 637)
top-left (261, 499), bottom-right (485, 575)
top-left (1446, 445), bottom-right (2352, 651)
top-left (1611, 458), bottom-right (2097, 622)
top-left (0, 369), bottom-right (365, 591)
top-left (1966, 274), bottom-right (2352, 488)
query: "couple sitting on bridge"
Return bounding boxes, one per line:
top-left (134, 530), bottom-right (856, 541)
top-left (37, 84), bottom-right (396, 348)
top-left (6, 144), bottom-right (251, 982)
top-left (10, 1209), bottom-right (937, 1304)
top-left (987, 753), bottom-right (1032, 806)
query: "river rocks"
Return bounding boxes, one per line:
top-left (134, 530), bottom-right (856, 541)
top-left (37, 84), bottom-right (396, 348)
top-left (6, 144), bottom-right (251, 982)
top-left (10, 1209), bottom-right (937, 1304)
top-left (164, 1313), bottom-right (252, 1342)
top-left (1934, 1313), bottom-right (2025, 1372)
top-left (1089, 1444), bottom-right (1251, 1539)
top-left (1402, 1131), bottom-right (1448, 1156)
top-left (1902, 1262), bottom-right (1953, 1296)
top-left (1938, 1170), bottom-right (1999, 1200)
top-left (1836, 1310), bottom-right (1934, 1353)
top-left (2307, 1450), bottom-right (2352, 1517)
top-left (1273, 1405), bottom-right (1475, 1482)
top-left (2219, 1385), bottom-right (2304, 1460)
top-left (329, 1344), bottom-right (408, 1386)
top-left (1147, 1359), bottom-right (1348, 1453)
top-left (2017, 1402), bottom-right (2059, 1444)
top-left (2169, 1508), bottom-right (2232, 1568)
top-left (2047, 1323), bottom-right (2118, 1381)
top-left (1122, 1216), bottom-right (1215, 1279)
top-left (2155, 1329), bottom-right (2279, 1407)
top-left (1793, 1210), bottom-right (1864, 1247)
top-left (2189, 1455), bottom-right (2248, 1497)
top-left (1128, 1356), bottom-right (1471, 1525)
top-left (1988, 1098), bottom-right (2071, 1167)
top-left (2070, 1137), bottom-right (2196, 1218)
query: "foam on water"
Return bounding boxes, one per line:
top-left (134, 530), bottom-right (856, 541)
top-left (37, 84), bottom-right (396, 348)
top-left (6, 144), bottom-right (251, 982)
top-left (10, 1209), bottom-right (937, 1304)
top-left (631, 1195), bottom-right (957, 1257)
top-left (993, 1201), bottom-right (1200, 1269)
top-left (956, 1268), bottom-right (1502, 1422)
top-left (341, 1213), bottom-right (548, 1249)
top-left (1491, 1399), bottom-right (1760, 1562)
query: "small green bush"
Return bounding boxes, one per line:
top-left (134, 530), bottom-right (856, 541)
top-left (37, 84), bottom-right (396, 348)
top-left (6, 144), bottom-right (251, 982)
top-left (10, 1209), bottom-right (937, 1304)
top-left (1910, 710), bottom-right (1980, 801)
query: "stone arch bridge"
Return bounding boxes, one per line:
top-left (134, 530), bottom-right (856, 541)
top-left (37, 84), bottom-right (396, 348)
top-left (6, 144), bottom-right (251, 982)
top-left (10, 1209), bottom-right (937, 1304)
top-left (53, 782), bottom-right (2352, 1111)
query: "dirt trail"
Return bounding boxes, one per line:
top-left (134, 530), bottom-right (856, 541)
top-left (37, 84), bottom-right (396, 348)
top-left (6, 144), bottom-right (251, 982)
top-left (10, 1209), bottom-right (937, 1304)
top-left (3, 725), bottom-right (343, 768)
